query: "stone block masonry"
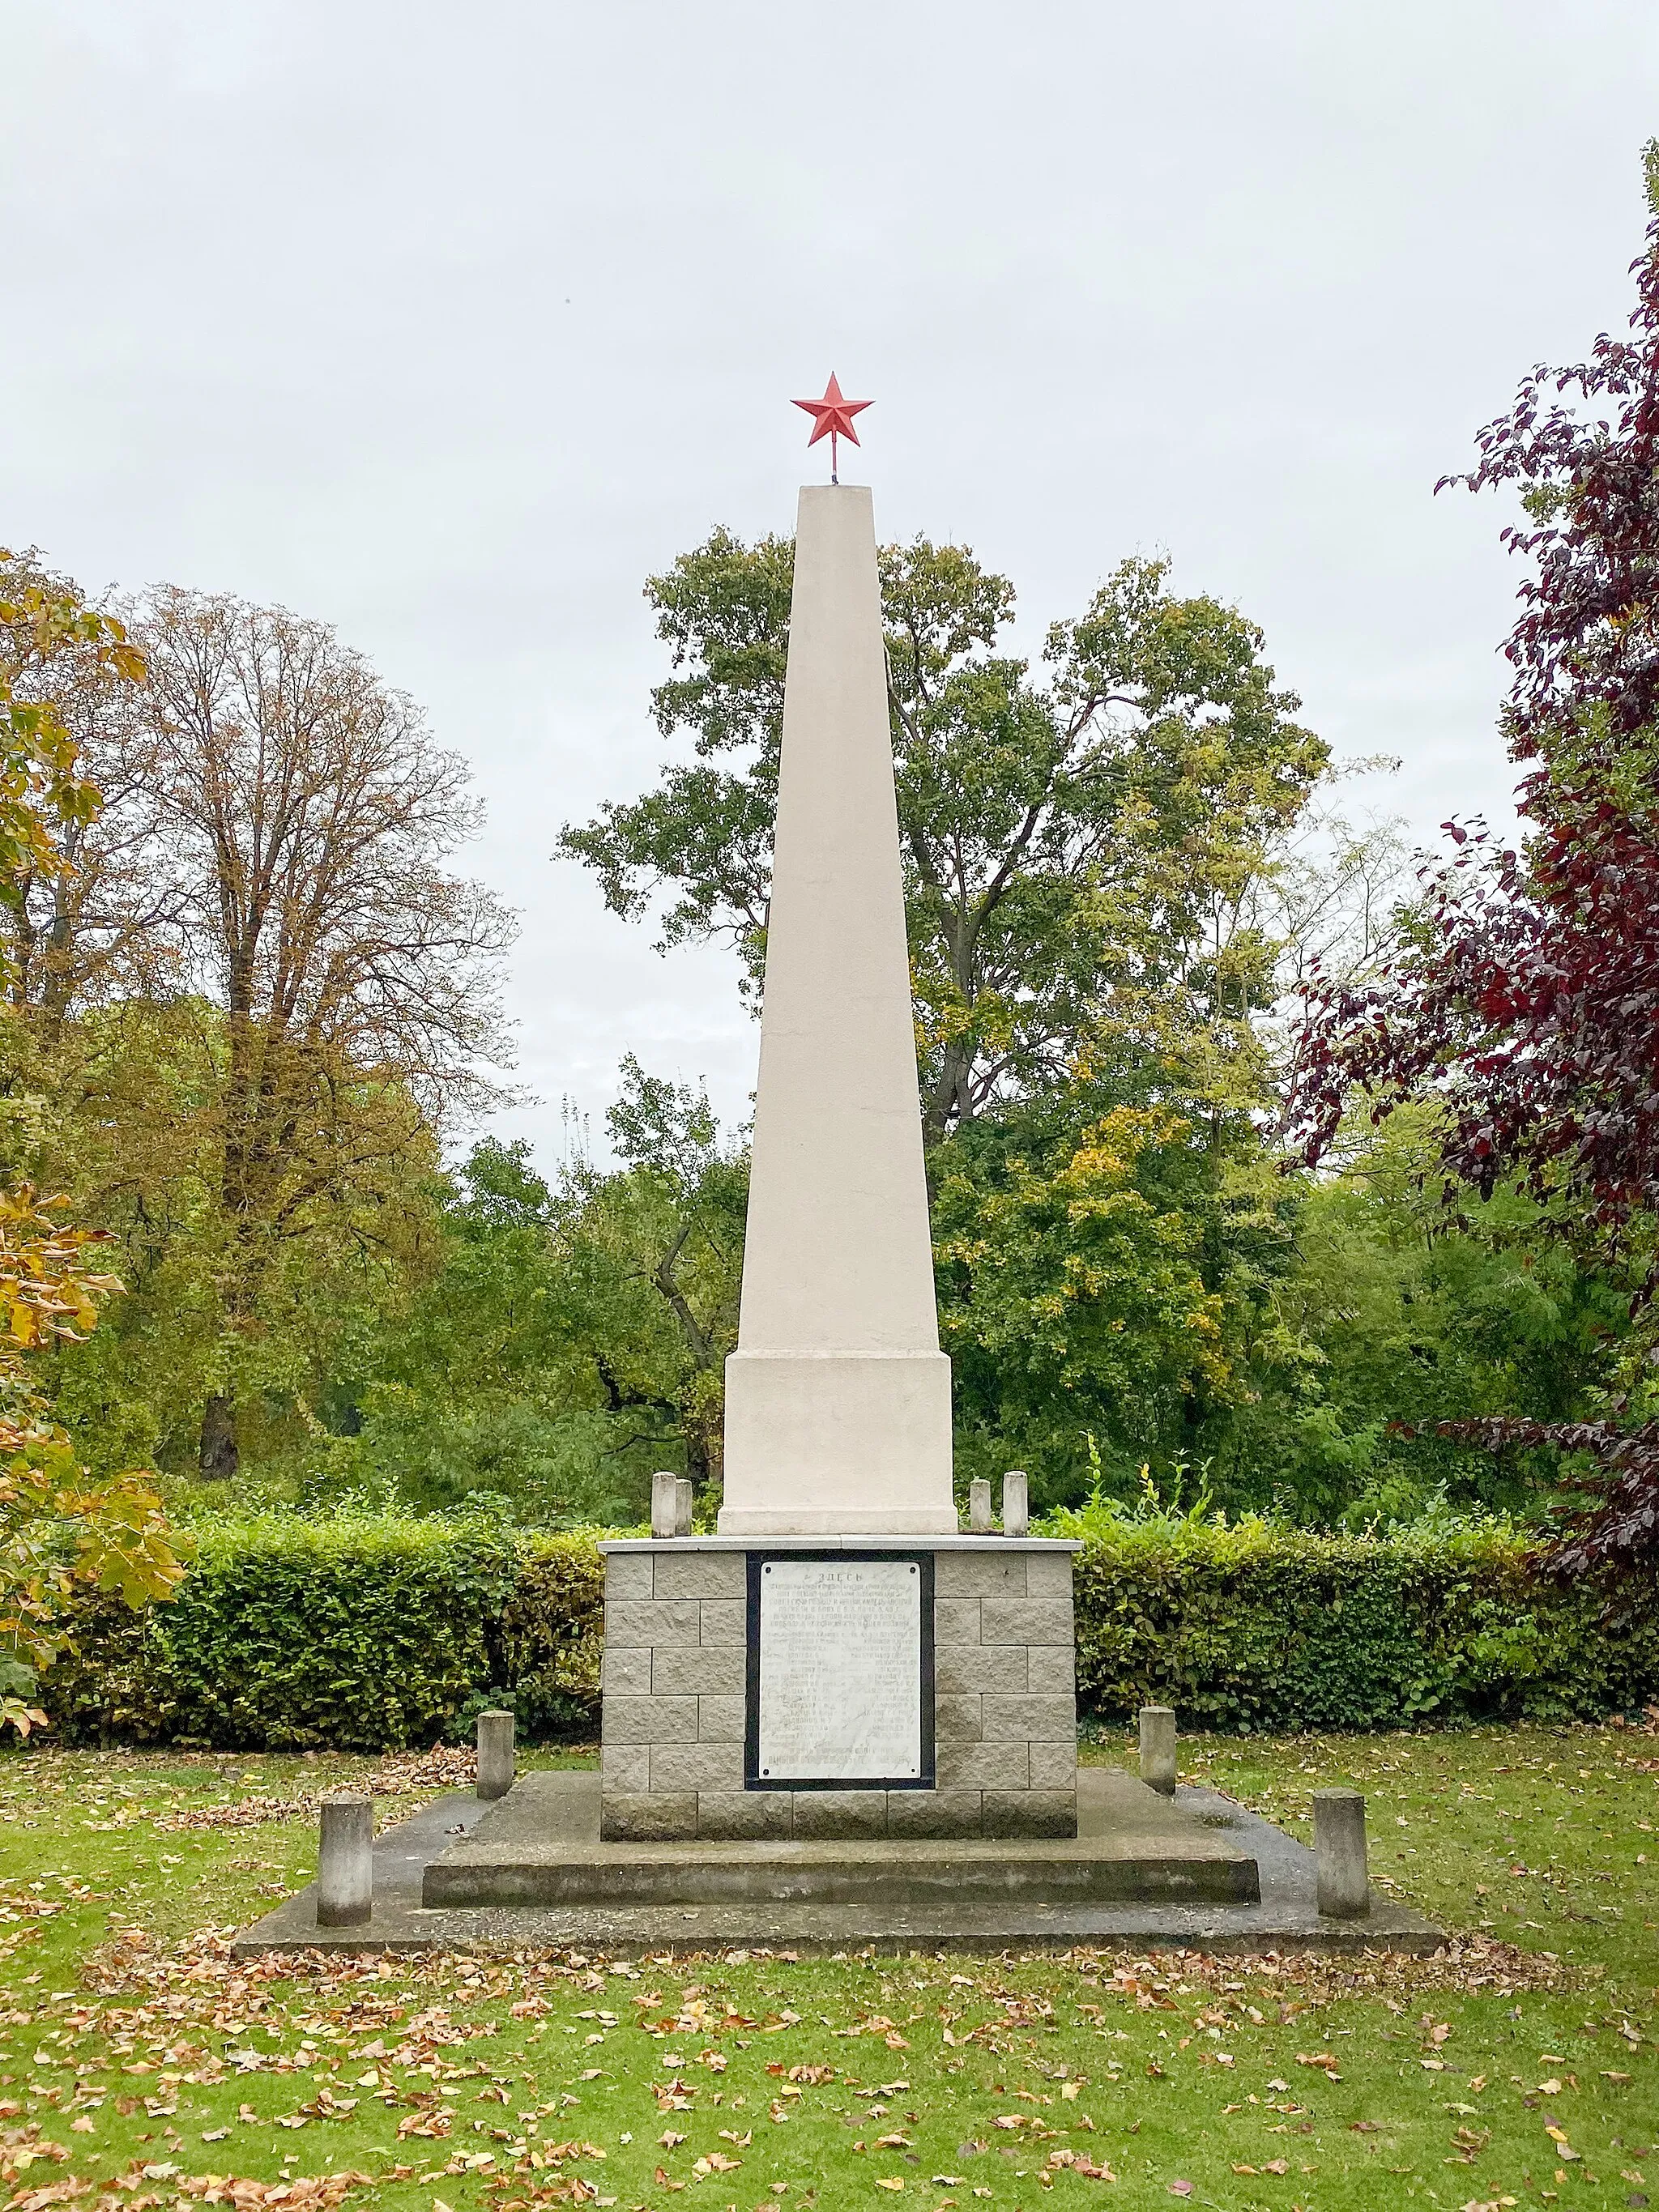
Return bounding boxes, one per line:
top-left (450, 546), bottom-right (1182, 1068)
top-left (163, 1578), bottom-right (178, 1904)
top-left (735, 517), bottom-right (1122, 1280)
top-left (599, 1538), bottom-right (1077, 1841)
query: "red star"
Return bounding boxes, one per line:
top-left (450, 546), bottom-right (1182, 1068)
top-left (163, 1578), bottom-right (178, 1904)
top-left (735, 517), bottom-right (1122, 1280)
top-left (793, 372), bottom-right (871, 451)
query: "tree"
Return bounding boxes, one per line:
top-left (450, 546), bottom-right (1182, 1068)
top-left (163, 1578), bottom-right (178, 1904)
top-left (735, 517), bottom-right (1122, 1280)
top-left (123, 590), bottom-right (517, 1477)
top-left (0, 549), bottom-right (179, 1023)
top-left (1232, 1107), bottom-right (1633, 1524)
top-left (0, 1185), bottom-right (182, 1733)
top-left (0, 552), bottom-right (130, 1007)
top-left (933, 1092), bottom-right (1269, 1502)
top-left (28, 992), bottom-right (447, 1485)
top-left (1290, 143), bottom-right (1659, 1569)
top-left (600, 1055), bottom-right (745, 1491)
top-left (342, 1087), bottom-right (745, 1523)
top-left (0, 558), bottom-right (180, 1727)
top-left (1294, 144), bottom-right (1659, 1255)
top-left (561, 535), bottom-right (1327, 1140)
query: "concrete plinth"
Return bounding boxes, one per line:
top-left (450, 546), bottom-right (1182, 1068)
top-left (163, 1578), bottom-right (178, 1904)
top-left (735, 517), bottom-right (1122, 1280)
top-left (721, 1353), bottom-right (955, 1536)
top-left (425, 1767), bottom-right (1256, 1910)
top-left (231, 1769), bottom-right (1448, 1958)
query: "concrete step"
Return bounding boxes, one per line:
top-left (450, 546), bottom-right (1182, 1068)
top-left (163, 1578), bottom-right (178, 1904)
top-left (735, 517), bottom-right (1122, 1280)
top-left (420, 1769), bottom-right (1260, 1910)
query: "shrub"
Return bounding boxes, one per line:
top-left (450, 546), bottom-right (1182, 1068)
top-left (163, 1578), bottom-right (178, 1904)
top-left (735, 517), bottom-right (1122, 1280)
top-left (44, 1516), bottom-right (603, 1750)
top-left (36, 1506), bottom-right (1658, 1750)
top-left (1068, 1508), bottom-right (1659, 1729)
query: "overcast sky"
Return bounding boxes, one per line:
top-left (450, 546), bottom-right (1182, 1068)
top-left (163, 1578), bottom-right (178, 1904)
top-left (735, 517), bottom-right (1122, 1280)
top-left (6, 2), bottom-right (1658, 1166)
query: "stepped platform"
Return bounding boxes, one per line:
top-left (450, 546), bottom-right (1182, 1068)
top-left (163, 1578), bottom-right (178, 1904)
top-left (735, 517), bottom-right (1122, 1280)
top-left (231, 1766), bottom-right (1446, 1957)
top-left (423, 1767), bottom-right (1257, 1909)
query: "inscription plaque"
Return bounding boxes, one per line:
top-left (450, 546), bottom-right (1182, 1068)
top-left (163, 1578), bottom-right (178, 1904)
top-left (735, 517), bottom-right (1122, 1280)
top-left (748, 1554), bottom-right (933, 1788)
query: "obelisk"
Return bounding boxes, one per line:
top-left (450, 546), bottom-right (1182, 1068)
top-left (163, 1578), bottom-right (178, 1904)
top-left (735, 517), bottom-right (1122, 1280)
top-left (718, 483), bottom-right (956, 1534)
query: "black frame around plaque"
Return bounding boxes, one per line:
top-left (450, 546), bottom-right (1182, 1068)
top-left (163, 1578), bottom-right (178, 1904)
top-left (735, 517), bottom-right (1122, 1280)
top-left (744, 1549), bottom-right (936, 1792)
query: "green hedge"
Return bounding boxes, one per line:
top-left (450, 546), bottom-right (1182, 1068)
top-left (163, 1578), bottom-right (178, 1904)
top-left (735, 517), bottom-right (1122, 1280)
top-left (37, 1512), bottom-right (1659, 1750)
top-left (1072, 1516), bottom-right (1659, 1730)
top-left (44, 1518), bottom-right (603, 1751)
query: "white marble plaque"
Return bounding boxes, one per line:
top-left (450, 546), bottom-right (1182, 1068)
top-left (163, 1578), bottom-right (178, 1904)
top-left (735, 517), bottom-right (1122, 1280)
top-left (756, 1558), bottom-right (923, 1782)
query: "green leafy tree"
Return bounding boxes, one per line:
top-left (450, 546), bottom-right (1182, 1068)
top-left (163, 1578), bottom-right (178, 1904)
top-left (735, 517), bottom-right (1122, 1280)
top-left (561, 535), bottom-right (1327, 1140)
top-left (0, 552), bottom-right (127, 1002)
top-left (600, 1055), bottom-right (746, 1492)
top-left (1, 578), bottom-right (515, 1481)
top-left (1230, 1108), bottom-right (1636, 1524)
top-left (0, 557), bottom-right (181, 1727)
top-left (343, 1069), bottom-right (746, 1523)
top-left (24, 993), bottom-right (447, 1489)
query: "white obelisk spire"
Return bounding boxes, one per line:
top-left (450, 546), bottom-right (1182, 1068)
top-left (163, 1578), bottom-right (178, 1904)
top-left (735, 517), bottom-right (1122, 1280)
top-left (719, 483), bottom-right (956, 1535)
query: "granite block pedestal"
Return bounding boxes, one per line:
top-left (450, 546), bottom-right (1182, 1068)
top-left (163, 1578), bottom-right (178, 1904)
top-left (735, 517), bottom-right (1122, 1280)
top-left (599, 1534), bottom-right (1080, 1843)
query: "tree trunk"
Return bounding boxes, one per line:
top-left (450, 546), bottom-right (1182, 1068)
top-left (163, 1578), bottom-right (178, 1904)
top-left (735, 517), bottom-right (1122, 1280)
top-left (199, 1392), bottom-right (239, 1481)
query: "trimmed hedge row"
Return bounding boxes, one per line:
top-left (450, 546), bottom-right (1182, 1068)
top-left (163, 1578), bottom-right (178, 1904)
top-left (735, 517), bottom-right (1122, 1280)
top-left (38, 1513), bottom-right (1659, 1750)
top-left (45, 1519), bottom-right (603, 1751)
top-left (1070, 1517), bottom-right (1659, 1732)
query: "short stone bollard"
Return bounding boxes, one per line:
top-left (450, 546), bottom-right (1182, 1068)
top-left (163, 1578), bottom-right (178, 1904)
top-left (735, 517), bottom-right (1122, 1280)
top-left (674, 1477), bottom-right (694, 1536)
top-left (476, 1708), bottom-right (516, 1801)
top-left (1001, 1469), bottom-right (1029, 1540)
top-left (317, 1794), bottom-right (373, 1927)
top-left (1313, 1788), bottom-right (1370, 1917)
top-left (1139, 1705), bottom-right (1177, 1796)
top-left (650, 1470), bottom-right (678, 1538)
top-left (969, 1477), bottom-right (994, 1534)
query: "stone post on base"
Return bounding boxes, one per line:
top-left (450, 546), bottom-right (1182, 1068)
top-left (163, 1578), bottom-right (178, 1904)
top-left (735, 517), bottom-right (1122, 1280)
top-left (1314, 1788), bottom-right (1370, 1916)
top-left (317, 1795), bottom-right (373, 1926)
top-left (1139, 1706), bottom-right (1177, 1796)
top-left (599, 482), bottom-right (1078, 1846)
top-left (476, 1709), bottom-right (515, 1801)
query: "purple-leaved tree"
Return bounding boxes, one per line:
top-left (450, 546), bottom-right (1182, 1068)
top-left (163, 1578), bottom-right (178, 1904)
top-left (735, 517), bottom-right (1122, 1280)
top-left (1290, 143), bottom-right (1659, 1579)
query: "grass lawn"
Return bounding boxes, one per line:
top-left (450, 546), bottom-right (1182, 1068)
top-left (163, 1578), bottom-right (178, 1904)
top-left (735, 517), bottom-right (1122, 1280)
top-left (0, 1725), bottom-right (1655, 2212)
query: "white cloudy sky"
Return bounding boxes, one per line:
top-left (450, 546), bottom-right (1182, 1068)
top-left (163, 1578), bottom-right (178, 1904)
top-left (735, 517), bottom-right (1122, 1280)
top-left (5, 2), bottom-right (1658, 1165)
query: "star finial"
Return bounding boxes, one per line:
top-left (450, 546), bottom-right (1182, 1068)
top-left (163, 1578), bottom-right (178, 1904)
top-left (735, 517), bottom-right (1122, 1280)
top-left (793, 372), bottom-right (871, 483)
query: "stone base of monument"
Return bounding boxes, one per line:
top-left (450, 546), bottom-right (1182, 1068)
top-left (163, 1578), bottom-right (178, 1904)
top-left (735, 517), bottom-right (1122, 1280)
top-left (599, 1536), bottom-right (1081, 1843)
top-left (228, 1767), bottom-right (1448, 1957)
top-left (424, 1767), bottom-right (1255, 1907)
